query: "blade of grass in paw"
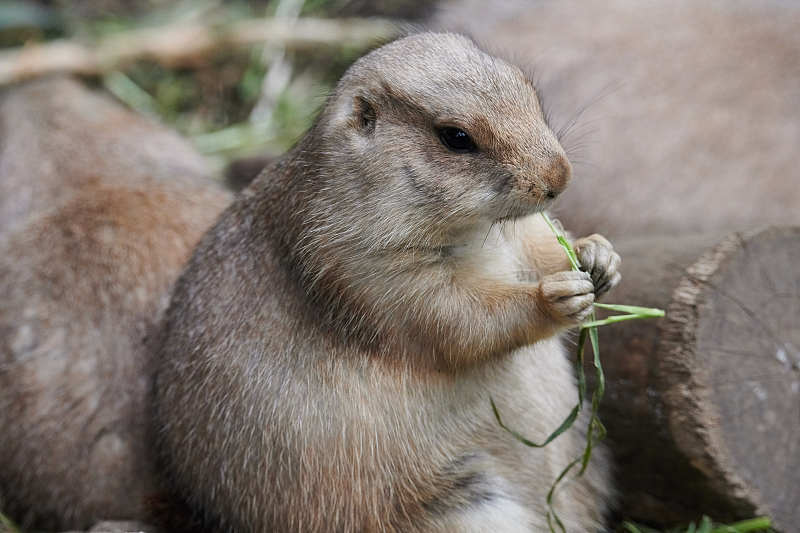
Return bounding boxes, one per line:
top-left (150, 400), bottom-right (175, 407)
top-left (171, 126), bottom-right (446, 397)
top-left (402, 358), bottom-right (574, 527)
top-left (491, 212), bottom-right (665, 533)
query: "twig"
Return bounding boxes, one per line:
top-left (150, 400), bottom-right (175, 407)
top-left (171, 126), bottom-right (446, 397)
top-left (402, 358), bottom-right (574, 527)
top-left (0, 16), bottom-right (399, 85)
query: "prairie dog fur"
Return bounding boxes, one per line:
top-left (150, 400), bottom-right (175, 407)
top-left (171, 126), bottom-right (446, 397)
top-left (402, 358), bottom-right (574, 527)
top-left (155, 33), bottom-right (620, 531)
top-left (0, 78), bottom-right (232, 530)
top-left (0, 76), bottom-right (210, 238)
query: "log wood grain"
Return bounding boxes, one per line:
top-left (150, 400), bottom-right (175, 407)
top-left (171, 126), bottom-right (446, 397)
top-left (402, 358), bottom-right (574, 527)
top-left (595, 228), bottom-right (799, 530)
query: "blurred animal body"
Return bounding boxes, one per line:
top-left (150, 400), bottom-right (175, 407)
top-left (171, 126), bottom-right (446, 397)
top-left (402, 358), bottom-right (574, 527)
top-left (0, 77), bottom-right (231, 530)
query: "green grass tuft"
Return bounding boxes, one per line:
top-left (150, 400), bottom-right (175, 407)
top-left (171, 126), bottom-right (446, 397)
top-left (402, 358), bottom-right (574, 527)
top-left (622, 516), bottom-right (772, 533)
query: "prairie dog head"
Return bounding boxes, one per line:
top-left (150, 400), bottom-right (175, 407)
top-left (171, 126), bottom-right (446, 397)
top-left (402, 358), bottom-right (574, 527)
top-left (304, 32), bottom-right (570, 249)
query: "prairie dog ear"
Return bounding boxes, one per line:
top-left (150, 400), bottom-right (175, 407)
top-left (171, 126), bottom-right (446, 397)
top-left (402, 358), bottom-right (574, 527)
top-left (329, 92), bottom-right (377, 136)
top-left (352, 96), bottom-right (376, 134)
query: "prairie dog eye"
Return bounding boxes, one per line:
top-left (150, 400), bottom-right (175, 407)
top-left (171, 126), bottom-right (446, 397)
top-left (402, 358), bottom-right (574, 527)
top-left (437, 127), bottom-right (477, 153)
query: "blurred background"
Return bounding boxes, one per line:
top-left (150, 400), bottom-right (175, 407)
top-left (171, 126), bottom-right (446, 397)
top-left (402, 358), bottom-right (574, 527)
top-left (0, 0), bottom-right (432, 178)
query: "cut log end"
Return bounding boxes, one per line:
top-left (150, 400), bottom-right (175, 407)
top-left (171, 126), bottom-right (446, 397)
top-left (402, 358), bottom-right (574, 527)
top-left (660, 226), bottom-right (800, 530)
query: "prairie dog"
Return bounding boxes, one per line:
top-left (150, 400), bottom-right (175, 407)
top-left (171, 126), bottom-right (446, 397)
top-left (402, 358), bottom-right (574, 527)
top-left (155, 33), bottom-right (620, 531)
top-left (0, 78), bottom-right (232, 530)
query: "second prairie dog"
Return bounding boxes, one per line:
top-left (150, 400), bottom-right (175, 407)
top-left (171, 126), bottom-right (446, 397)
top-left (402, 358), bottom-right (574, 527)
top-left (0, 78), bottom-right (232, 530)
top-left (156, 33), bottom-right (620, 531)
top-left (0, 76), bottom-right (211, 238)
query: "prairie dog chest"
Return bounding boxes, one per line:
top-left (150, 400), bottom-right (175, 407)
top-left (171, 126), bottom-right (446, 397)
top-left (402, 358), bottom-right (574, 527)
top-left (447, 222), bottom-right (535, 285)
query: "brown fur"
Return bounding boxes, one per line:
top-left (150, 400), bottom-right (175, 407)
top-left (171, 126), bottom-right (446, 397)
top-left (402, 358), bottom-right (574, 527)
top-left (225, 155), bottom-right (278, 192)
top-left (0, 78), bottom-right (232, 530)
top-left (155, 33), bottom-right (618, 531)
top-left (0, 76), bottom-right (211, 237)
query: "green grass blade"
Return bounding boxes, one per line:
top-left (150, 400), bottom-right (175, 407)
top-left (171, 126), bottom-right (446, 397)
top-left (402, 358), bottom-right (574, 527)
top-left (621, 522), bottom-right (661, 533)
top-left (619, 516), bottom-right (771, 533)
top-left (593, 302), bottom-right (665, 317)
top-left (102, 71), bottom-right (157, 116)
top-left (580, 313), bottom-right (650, 328)
top-left (546, 456), bottom-right (582, 533)
top-left (710, 517), bottom-right (772, 533)
top-left (491, 327), bottom-right (594, 532)
top-left (491, 397), bottom-right (580, 448)
top-left (589, 324), bottom-right (603, 397)
top-left (622, 524), bottom-right (645, 533)
top-left (506, 213), bottom-right (667, 530)
top-left (0, 510), bottom-right (21, 533)
top-left (490, 329), bottom-right (590, 449)
top-left (575, 327), bottom-right (588, 404)
top-left (541, 213), bottom-right (581, 270)
top-left (557, 235), bottom-right (581, 270)
top-left (698, 516), bottom-right (713, 533)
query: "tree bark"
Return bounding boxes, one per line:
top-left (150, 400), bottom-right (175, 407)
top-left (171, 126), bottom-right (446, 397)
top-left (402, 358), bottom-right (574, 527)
top-left (594, 227), bottom-right (800, 531)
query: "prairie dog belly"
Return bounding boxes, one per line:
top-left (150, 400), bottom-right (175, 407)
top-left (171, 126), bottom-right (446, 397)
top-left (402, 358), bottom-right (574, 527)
top-left (445, 340), bottom-right (610, 532)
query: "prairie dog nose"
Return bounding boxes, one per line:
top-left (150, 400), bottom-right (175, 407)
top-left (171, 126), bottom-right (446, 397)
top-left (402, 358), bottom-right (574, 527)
top-left (543, 153), bottom-right (572, 199)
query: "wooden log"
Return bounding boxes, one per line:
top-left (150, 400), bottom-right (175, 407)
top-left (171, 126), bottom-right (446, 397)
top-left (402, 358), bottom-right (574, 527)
top-left (595, 227), bottom-right (799, 530)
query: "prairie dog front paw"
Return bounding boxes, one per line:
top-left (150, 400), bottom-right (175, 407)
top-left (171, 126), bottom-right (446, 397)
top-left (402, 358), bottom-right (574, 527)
top-left (574, 234), bottom-right (622, 298)
top-left (537, 270), bottom-right (595, 324)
